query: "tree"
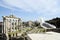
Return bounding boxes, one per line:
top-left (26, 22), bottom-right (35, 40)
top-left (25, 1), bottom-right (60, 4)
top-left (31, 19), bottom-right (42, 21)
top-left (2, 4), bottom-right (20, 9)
top-left (46, 17), bottom-right (60, 28)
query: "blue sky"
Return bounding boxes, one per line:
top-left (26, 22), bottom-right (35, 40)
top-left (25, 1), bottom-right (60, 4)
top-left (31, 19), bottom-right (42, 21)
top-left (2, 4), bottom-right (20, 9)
top-left (0, 0), bottom-right (60, 21)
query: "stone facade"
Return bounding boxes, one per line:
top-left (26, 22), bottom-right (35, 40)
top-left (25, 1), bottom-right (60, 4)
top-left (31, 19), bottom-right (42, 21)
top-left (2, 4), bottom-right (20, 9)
top-left (28, 21), bottom-right (33, 27)
top-left (2, 15), bottom-right (21, 40)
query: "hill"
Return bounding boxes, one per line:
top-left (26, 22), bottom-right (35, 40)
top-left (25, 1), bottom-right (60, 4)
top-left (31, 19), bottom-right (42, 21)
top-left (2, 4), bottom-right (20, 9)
top-left (46, 17), bottom-right (60, 28)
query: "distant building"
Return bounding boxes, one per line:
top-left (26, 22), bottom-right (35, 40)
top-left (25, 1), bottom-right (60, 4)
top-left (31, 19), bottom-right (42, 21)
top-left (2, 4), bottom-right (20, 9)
top-left (28, 21), bottom-right (34, 27)
top-left (0, 22), bottom-right (3, 33)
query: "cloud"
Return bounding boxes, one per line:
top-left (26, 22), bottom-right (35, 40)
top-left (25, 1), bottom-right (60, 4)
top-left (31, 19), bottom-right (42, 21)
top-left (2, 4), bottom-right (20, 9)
top-left (0, 0), bottom-right (60, 16)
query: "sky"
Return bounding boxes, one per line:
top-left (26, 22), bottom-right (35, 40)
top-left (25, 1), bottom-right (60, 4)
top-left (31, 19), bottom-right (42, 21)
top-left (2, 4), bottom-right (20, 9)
top-left (0, 0), bottom-right (60, 21)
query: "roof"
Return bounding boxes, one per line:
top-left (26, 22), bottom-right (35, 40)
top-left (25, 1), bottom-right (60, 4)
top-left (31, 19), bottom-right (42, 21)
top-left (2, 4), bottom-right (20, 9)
top-left (2, 15), bottom-right (21, 20)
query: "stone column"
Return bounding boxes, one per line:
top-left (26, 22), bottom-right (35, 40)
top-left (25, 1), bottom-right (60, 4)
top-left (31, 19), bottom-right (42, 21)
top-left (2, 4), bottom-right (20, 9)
top-left (6, 33), bottom-right (9, 40)
top-left (3, 19), bottom-right (5, 34)
top-left (5, 19), bottom-right (9, 40)
top-left (10, 19), bottom-right (12, 37)
top-left (10, 19), bottom-right (13, 37)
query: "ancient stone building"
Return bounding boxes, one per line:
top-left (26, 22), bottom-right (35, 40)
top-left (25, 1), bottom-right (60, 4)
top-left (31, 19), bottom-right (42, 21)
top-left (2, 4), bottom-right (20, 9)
top-left (2, 15), bottom-right (22, 40)
top-left (28, 21), bottom-right (34, 27)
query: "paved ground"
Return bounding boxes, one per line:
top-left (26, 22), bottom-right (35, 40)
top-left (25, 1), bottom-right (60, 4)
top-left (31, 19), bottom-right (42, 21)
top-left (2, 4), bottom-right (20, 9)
top-left (28, 32), bottom-right (60, 40)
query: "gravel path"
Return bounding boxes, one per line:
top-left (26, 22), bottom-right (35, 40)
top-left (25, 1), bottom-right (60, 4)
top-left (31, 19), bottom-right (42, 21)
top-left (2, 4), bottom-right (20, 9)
top-left (28, 32), bottom-right (60, 40)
